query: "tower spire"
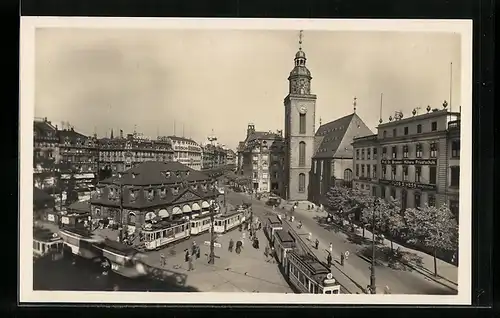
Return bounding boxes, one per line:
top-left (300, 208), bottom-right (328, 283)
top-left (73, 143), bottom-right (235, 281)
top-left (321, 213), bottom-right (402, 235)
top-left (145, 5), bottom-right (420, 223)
top-left (298, 30), bottom-right (303, 50)
top-left (353, 97), bottom-right (357, 113)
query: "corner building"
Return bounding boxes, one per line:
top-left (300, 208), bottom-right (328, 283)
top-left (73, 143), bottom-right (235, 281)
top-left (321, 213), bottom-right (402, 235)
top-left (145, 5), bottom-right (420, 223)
top-left (283, 47), bottom-right (317, 201)
top-left (352, 108), bottom-right (460, 221)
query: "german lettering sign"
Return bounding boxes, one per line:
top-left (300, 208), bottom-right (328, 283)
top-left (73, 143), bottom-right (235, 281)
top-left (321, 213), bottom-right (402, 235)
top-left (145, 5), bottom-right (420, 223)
top-left (380, 159), bottom-right (437, 166)
top-left (379, 179), bottom-right (437, 191)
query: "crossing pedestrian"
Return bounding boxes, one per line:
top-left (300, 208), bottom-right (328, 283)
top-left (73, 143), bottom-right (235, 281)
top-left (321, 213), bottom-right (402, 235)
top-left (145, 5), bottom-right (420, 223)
top-left (160, 253), bottom-right (165, 267)
top-left (340, 253), bottom-right (345, 266)
top-left (228, 238), bottom-right (234, 252)
top-left (188, 254), bottom-right (194, 271)
top-left (327, 252), bottom-right (332, 267)
top-left (315, 238), bottom-right (319, 250)
top-left (184, 249), bottom-right (190, 262)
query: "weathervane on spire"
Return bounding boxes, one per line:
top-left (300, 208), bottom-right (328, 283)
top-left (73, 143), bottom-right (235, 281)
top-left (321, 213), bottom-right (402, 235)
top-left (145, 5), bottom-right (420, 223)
top-left (299, 30), bottom-right (303, 50)
top-left (353, 97), bottom-right (357, 113)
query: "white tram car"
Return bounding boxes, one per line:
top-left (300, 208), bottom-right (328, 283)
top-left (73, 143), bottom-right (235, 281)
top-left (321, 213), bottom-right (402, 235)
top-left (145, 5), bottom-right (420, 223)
top-left (33, 227), bottom-right (64, 260)
top-left (213, 210), bottom-right (245, 234)
top-left (141, 220), bottom-right (191, 250)
top-left (190, 214), bottom-right (215, 235)
top-left (286, 251), bottom-right (341, 294)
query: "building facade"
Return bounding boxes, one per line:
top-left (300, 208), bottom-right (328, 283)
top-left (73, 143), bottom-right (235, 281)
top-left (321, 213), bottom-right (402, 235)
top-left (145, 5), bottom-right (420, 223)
top-left (283, 45), bottom-right (317, 201)
top-left (352, 106), bottom-right (460, 221)
top-left (236, 124), bottom-right (285, 195)
top-left (167, 136), bottom-right (203, 170)
top-left (57, 128), bottom-right (100, 202)
top-left (226, 149), bottom-right (236, 167)
top-left (308, 113), bottom-right (373, 205)
top-left (33, 118), bottom-right (60, 190)
top-left (90, 161), bottom-right (222, 235)
top-left (98, 131), bottom-right (174, 173)
top-left (201, 142), bottom-right (228, 170)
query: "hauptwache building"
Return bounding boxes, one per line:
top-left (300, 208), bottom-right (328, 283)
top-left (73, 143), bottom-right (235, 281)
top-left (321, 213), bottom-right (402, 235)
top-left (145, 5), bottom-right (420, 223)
top-left (352, 105), bottom-right (460, 222)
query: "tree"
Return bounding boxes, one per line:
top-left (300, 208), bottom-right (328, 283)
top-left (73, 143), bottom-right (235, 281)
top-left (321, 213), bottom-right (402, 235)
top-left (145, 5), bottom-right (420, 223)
top-left (359, 196), bottom-right (387, 238)
top-left (384, 197), bottom-right (406, 252)
top-left (325, 186), bottom-right (351, 223)
top-left (404, 204), bottom-right (458, 276)
top-left (64, 174), bottom-right (79, 206)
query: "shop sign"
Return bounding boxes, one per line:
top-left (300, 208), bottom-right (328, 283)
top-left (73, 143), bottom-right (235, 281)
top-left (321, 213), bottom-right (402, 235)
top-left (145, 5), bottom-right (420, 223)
top-left (379, 179), bottom-right (436, 190)
top-left (61, 216), bottom-right (70, 224)
top-left (381, 159), bottom-right (437, 166)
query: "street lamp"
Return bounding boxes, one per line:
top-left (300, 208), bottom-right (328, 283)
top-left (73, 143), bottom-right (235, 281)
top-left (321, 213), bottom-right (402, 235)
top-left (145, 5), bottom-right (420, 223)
top-left (369, 197), bottom-right (379, 294)
top-left (208, 189), bottom-right (217, 265)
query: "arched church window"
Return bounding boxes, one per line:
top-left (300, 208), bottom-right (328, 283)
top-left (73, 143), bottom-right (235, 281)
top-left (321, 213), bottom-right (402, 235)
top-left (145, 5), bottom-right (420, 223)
top-left (344, 169), bottom-right (353, 182)
top-left (299, 142), bottom-right (306, 166)
top-left (298, 173), bottom-right (306, 193)
top-left (299, 113), bottom-right (306, 134)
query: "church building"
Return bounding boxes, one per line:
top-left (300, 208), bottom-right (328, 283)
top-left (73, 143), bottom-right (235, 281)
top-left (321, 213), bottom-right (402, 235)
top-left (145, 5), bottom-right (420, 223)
top-left (283, 31), bottom-right (373, 202)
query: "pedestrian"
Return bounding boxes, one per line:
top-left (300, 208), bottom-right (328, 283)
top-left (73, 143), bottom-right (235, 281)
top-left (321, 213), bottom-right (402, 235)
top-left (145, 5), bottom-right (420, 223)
top-left (228, 238), bottom-right (234, 252)
top-left (184, 249), bottom-right (190, 262)
top-left (192, 241), bottom-right (197, 256)
top-left (327, 252), bottom-right (332, 267)
top-left (264, 246), bottom-right (269, 259)
top-left (196, 246), bottom-right (201, 259)
top-left (188, 254), bottom-right (194, 271)
top-left (298, 220), bottom-right (302, 229)
top-left (384, 285), bottom-right (391, 294)
top-left (291, 215), bottom-right (295, 223)
top-left (308, 232), bottom-right (312, 241)
top-left (329, 243), bottom-right (333, 254)
top-left (315, 238), bottom-right (319, 250)
top-left (236, 240), bottom-right (242, 254)
top-left (340, 253), bottom-right (345, 266)
top-left (160, 253), bottom-right (165, 267)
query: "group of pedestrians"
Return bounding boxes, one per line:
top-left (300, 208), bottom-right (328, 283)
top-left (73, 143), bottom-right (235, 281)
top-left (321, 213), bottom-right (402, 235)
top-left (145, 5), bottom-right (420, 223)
top-left (183, 241), bottom-right (201, 271)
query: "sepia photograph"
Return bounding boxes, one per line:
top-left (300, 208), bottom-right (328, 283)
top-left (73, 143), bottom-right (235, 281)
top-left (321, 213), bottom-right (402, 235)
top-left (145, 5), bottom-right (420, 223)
top-left (20, 18), bottom-right (472, 305)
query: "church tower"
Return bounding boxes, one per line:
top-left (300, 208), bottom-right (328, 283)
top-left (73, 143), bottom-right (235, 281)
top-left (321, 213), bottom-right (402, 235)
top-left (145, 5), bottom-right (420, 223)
top-left (283, 31), bottom-right (317, 201)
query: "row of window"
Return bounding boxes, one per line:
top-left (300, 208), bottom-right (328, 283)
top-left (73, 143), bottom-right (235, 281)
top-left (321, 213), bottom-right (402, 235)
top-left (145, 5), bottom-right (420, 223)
top-left (100, 183), bottom-right (215, 201)
top-left (355, 164), bottom-right (460, 187)
top-left (356, 140), bottom-right (460, 161)
top-left (382, 121), bottom-right (438, 139)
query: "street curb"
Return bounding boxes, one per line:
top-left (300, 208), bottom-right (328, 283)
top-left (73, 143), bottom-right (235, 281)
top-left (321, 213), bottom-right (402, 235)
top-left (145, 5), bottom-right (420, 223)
top-left (310, 215), bottom-right (459, 290)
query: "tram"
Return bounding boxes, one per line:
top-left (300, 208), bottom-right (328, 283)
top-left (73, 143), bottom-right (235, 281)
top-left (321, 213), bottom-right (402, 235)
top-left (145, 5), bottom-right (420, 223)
top-left (141, 219), bottom-right (191, 250)
top-left (214, 210), bottom-right (245, 234)
top-left (190, 214), bottom-right (214, 235)
top-left (33, 227), bottom-right (64, 260)
top-left (264, 215), bottom-right (283, 243)
top-left (92, 238), bottom-right (148, 278)
top-left (272, 229), bottom-right (296, 272)
top-left (58, 227), bottom-right (106, 260)
top-left (286, 251), bottom-right (341, 294)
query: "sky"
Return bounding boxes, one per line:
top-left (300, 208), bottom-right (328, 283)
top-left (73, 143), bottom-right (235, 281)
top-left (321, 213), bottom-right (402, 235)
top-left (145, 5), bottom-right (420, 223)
top-left (35, 28), bottom-right (462, 150)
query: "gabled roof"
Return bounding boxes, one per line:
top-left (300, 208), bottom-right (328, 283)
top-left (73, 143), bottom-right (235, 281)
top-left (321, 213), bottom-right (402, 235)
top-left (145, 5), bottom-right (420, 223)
top-left (99, 161), bottom-right (212, 186)
top-left (246, 131), bottom-right (281, 143)
top-left (313, 113), bottom-right (374, 159)
top-left (57, 129), bottom-right (88, 143)
top-left (313, 114), bottom-right (355, 159)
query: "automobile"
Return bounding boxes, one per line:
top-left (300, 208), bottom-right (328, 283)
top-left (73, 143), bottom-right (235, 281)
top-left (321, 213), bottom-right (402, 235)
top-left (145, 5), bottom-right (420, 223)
top-left (266, 197), bottom-right (281, 206)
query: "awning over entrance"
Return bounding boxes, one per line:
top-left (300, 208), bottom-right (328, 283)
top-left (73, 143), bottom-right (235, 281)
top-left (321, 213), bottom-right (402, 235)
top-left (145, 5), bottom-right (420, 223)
top-left (145, 212), bottom-right (156, 221)
top-left (192, 203), bottom-right (201, 211)
top-left (172, 206), bottom-right (182, 215)
top-left (182, 205), bottom-right (192, 213)
top-left (201, 201), bottom-right (210, 208)
top-left (158, 209), bottom-right (169, 218)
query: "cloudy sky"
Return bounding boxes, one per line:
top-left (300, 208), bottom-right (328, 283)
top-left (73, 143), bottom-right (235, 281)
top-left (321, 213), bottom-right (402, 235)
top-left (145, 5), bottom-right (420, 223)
top-left (35, 28), bottom-right (461, 150)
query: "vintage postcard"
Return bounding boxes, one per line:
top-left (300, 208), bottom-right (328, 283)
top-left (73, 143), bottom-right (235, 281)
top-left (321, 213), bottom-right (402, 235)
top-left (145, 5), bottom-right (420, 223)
top-left (20, 17), bottom-right (472, 305)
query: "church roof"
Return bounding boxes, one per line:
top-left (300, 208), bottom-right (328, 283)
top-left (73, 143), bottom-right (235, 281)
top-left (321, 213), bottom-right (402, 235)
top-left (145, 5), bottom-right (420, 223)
top-left (313, 113), bottom-right (373, 159)
top-left (246, 131), bottom-right (281, 143)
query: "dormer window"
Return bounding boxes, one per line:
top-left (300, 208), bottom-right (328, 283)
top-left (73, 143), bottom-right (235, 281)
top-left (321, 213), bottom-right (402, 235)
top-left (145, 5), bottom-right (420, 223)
top-left (160, 187), bottom-right (166, 198)
top-left (172, 187), bottom-right (179, 195)
top-left (145, 189), bottom-right (154, 201)
top-left (130, 190), bottom-right (137, 202)
top-left (175, 171), bottom-right (180, 178)
top-left (108, 188), bottom-right (115, 199)
top-left (131, 173), bottom-right (137, 179)
top-left (186, 170), bottom-right (190, 176)
top-left (165, 171), bottom-right (171, 178)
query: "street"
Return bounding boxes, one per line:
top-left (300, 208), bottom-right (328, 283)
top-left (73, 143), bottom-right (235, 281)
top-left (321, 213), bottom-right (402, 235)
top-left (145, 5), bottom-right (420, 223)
top-left (225, 190), bottom-right (457, 295)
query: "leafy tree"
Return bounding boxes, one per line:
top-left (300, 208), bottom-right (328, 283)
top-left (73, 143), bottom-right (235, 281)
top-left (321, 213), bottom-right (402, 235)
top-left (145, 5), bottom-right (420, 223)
top-left (404, 204), bottom-right (458, 276)
top-left (384, 197), bottom-right (406, 252)
top-left (359, 196), bottom-right (387, 238)
top-left (325, 186), bottom-right (351, 223)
